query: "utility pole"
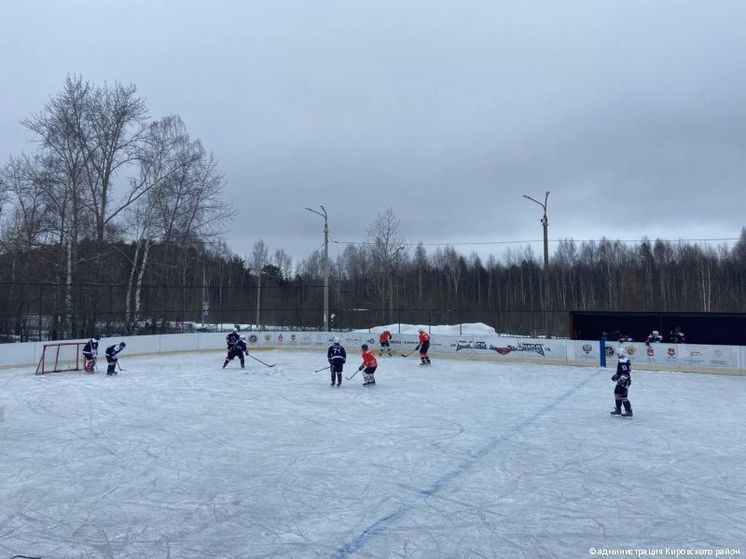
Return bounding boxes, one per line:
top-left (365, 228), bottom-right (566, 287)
top-left (305, 206), bottom-right (330, 331)
top-left (255, 266), bottom-right (261, 330)
top-left (522, 191), bottom-right (551, 339)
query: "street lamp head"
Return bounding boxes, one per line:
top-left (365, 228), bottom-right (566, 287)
top-left (305, 206), bottom-right (327, 222)
top-left (523, 192), bottom-right (549, 214)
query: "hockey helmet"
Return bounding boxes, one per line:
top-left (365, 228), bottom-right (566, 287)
top-left (120, 341), bottom-right (127, 348)
top-left (361, 344), bottom-right (369, 350)
top-left (418, 328), bottom-right (424, 333)
top-left (617, 347), bottom-right (625, 358)
top-left (232, 328), bottom-right (238, 333)
top-left (652, 330), bottom-right (659, 336)
top-left (333, 336), bottom-right (340, 344)
top-left (93, 334), bottom-right (101, 340)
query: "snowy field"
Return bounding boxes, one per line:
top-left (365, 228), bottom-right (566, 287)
top-left (1, 349), bottom-right (745, 559)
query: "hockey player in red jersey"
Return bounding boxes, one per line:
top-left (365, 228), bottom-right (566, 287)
top-left (415, 328), bottom-right (431, 365)
top-left (378, 330), bottom-right (393, 356)
top-left (358, 344), bottom-right (378, 386)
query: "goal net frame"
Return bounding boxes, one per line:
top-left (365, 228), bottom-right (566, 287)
top-left (35, 341), bottom-right (87, 375)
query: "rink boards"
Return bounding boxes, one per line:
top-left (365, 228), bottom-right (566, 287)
top-left (1, 331), bottom-right (745, 375)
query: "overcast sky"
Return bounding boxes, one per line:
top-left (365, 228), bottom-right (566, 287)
top-left (2, 0), bottom-right (745, 264)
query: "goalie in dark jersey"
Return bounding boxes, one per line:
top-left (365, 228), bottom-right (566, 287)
top-left (82, 335), bottom-right (100, 373)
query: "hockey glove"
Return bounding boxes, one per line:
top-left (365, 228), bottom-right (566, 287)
top-left (611, 375), bottom-right (618, 381)
top-left (414, 345), bottom-right (420, 351)
top-left (358, 365), bottom-right (364, 371)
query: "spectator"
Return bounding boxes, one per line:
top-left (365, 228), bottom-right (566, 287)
top-left (645, 330), bottom-right (663, 346)
top-left (669, 326), bottom-right (686, 344)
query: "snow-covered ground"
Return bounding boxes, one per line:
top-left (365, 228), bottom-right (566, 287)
top-left (1, 349), bottom-right (744, 558)
top-left (355, 322), bottom-right (498, 336)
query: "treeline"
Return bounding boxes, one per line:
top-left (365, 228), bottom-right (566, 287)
top-left (2, 205), bottom-right (744, 340)
top-left (317, 210), bottom-right (746, 333)
top-left (1, 78), bottom-right (744, 340)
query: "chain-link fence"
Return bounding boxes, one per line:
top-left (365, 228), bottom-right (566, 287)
top-left (0, 281), bottom-right (569, 342)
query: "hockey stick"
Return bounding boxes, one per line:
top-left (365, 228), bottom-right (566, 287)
top-left (345, 368), bottom-right (362, 381)
top-left (247, 353), bottom-right (276, 368)
top-left (314, 365), bottom-right (331, 373)
top-left (400, 348), bottom-right (418, 357)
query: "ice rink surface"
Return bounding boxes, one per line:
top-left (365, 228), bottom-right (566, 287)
top-left (1, 349), bottom-right (745, 559)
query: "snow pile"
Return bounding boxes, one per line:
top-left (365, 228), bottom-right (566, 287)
top-left (355, 322), bottom-right (497, 336)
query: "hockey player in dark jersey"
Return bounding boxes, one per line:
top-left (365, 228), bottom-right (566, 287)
top-left (610, 348), bottom-right (633, 417)
top-left (82, 335), bottom-right (100, 373)
top-left (327, 336), bottom-right (346, 386)
top-left (105, 342), bottom-right (126, 375)
top-left (223, 334), bottom-right (247, 368)
top-left (226, 329), bottom-right (240, 347)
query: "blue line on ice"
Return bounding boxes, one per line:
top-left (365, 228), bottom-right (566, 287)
top-left (330, 369), bottom-right (601, 558)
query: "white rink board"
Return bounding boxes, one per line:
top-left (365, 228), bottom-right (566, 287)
top-left (0, 331), bottom-right (743, 374)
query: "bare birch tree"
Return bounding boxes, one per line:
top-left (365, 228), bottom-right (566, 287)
top-left (125, 116), bottom-right (231, 331)
top-left (82, 80), bottom-right (148, 245)
top-left (251, 239), bottom-right (269, 328)
top-left (272, 248), bottom-right (292, 281)
top-left (367, 208), bottom-right (404, 322)
top-left (22, 76), bottom-right (91, 337)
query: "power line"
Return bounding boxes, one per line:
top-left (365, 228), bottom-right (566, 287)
top-left (330, 237), bottom-right (741, 247)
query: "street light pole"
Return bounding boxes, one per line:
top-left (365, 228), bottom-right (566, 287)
top-left (522, 191), bottom-right (551, 339)
top-left (305, 206), bottom-right (330, 331)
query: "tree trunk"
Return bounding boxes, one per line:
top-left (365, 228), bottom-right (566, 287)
top-left (125, 239), bottom-right (142, 332)
top-left (64, 238), bottom-right (73, 338)
top-left (134, 239), bottom-right (151, 326)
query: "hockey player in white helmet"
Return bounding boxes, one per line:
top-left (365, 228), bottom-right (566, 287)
top-left (610, 348), bottom-right (633, 417)
top-left (327, 336), bottom-right (346, 386)
top-left (223, 334), bottom-right (247, 368)
top-left (645, 330), bottom-right (663, 346)
top-left (82, 334), bottom-right (100, 373)
top-left (105, 341), bottom-right (126, 375)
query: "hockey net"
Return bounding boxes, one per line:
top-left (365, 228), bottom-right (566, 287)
top-left (35, 342), bottom-right (87, 375)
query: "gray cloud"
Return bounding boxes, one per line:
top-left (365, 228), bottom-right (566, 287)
top-left (1, 0), bottom-right (745, 265)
